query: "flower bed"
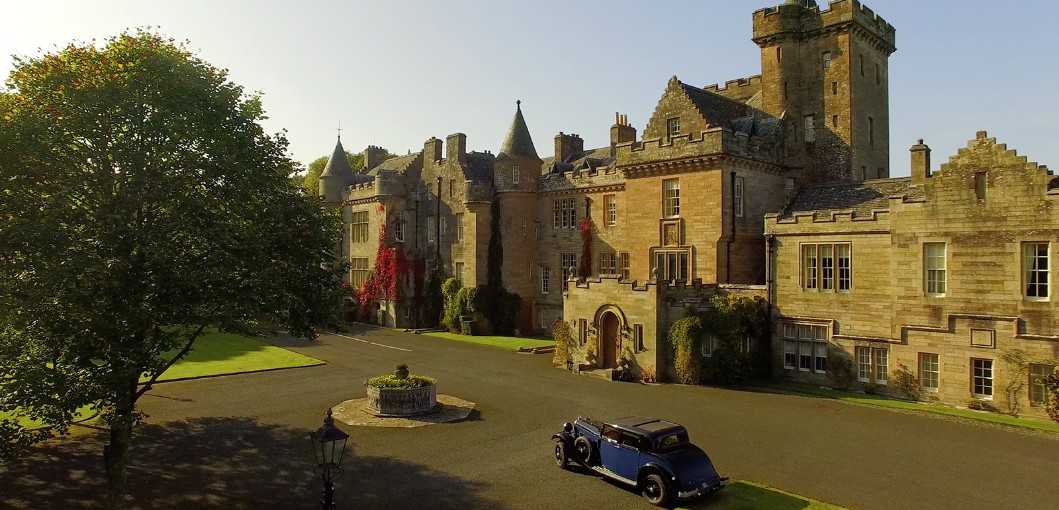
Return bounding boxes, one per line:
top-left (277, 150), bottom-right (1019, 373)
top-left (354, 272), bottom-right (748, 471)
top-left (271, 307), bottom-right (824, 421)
top-left (364, 366), bottom-right (439, 416)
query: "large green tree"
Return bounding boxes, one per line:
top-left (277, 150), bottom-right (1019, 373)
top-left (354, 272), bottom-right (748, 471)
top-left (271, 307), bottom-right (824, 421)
top-left (0, 31), bottom-right (344, 508)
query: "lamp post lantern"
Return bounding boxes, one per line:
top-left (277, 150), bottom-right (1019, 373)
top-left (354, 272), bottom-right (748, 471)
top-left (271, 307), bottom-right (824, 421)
top-left (309, 408), bottom-right (349, 510)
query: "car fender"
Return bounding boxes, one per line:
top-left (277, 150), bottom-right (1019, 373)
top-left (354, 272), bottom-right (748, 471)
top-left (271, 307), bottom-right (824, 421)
top-left (638, 461), bottom-right (676, 484)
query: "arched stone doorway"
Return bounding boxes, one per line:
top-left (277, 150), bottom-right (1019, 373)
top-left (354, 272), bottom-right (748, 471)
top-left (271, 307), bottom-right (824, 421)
top-left (598, 312), bottom-right (620, 369)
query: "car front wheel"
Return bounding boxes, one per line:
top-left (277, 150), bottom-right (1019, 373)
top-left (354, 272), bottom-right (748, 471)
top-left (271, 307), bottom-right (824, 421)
top-left (554, 440), bottom-right (568, 468)
top-left (641, 473), bottom-right (671, 507)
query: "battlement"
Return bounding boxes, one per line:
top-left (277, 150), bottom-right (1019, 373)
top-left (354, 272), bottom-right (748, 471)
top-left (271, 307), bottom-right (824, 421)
top-left (767, 208), bottom-right (890, 226)
top-left (703, 75), bottom-right (762, 93)
top-left (347, 170), bottom-right (403, 201)
top-left (753, 0), bottom-right (895, 49)
top-left (616, 126), bottom-right (780, 168)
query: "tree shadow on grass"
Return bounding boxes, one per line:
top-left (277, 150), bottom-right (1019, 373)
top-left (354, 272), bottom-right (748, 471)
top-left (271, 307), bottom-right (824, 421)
top-left (675, 481), bottom-right (818, 510)
top-left (0, 417), bottom-right (505, 510)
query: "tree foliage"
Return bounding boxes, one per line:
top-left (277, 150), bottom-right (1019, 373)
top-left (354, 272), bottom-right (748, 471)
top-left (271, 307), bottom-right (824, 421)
top-left (0, 30), bottom-right (343, 508)
top-left (669, 312), bottom-right (704, 385)
top-left (475, 199), bottom-right (520, 335)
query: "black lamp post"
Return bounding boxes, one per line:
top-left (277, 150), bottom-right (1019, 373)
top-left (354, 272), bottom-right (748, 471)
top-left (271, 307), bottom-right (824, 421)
top-left (309, 408), bottom-right (349, 510)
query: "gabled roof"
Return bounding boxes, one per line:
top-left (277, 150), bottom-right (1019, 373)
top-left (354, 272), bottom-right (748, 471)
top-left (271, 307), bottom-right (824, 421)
top-left (781, 178), bottom-right (924, 219)
top-left (498, 101), bottom-right (540, 160)
top-left (679, 81), bottom-right (752, 130)
top-left (320, 137), bottom-right (355, 181)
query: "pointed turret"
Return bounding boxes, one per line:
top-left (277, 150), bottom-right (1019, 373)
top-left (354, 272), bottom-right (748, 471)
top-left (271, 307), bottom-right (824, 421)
top-left (498, 100), bottom-right (540, 161)
top-left (319, 136), bottom-right (356, 205)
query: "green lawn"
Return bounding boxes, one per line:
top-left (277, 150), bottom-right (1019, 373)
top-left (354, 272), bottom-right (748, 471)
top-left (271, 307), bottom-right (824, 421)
top-left (2, 332), bottom-right (322, 428)
top-left (422, 332), bottom-right (555, 352)
top-left (761, 380), bottom-right (1059, 433)
top-left (679, 480), bottom-right (845, 510)
top-left (147, 330), bottom-right (324, 382)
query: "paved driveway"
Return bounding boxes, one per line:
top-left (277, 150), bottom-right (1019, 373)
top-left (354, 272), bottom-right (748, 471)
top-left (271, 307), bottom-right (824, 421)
top-left (2, 324), bottom-right (1057, 509)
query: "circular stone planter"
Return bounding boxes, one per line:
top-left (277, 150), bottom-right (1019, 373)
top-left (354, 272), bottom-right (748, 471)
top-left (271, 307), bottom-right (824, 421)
top-left (365, 383), bottom-right (440, 417)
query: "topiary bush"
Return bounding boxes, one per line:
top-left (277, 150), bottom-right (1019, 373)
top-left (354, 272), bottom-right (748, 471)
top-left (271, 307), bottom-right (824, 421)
top-left (422, 258), bottom-right (445, 328)
top-left (670, 312), bottom-right (704, 385)
top-left (552, 319), bottom-right (573, 365)
top-left (441, 277), bottom-right (463, 333)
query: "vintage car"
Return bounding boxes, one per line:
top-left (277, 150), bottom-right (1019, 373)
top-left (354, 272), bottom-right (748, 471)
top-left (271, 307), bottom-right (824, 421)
top-left (552, 416), bottom-right (728, 506)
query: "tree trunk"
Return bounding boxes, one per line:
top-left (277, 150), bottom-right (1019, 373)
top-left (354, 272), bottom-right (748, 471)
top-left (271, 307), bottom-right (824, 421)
top-left (104, 379), bottom-right (137, 510)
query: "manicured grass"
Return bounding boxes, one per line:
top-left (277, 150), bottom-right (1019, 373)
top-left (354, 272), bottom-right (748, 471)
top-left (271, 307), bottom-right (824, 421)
top-left (679, 480), bottom-right (846, 510)
top-left (3, 332), bottom-right (320, 428)
top-left (0, 405), bottom-right (97, 429)
top-left (148, 330), bottom-right (324, 382)
top-left (422, 332), bottom-right (554, 352)
top-left (761, 380), bottom-right (1059, 433)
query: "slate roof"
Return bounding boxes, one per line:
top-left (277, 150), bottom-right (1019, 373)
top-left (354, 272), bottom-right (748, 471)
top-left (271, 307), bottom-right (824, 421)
top-left (320, 138), bottom-right (355, 181)
top-left (367, 153), bottom-right (419, 176)
top-left (463, 151), bottom-right (495, 181)
top-left (544, 146), bottom-right (616, 175)
top-left (681, 82), bottom-right (752, 130)
top-left (781, 178), bottom-right (924, 219)
top-left (498, 102), bottom-right (540, 160)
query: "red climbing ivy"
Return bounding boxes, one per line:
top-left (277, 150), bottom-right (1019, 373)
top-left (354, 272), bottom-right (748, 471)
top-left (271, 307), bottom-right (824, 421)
top-left (578, 216), bottom-right (592, 278)
top-left (354, 204), bottom-right (409, 319)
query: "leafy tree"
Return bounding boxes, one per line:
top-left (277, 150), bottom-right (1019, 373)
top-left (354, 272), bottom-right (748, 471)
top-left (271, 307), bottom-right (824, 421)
top-left (669, 312), bottom-right (704, 385)
top-left (0, 31), bottom-right (343, 509)
top-left (474, 199), bottom-right (520, 334)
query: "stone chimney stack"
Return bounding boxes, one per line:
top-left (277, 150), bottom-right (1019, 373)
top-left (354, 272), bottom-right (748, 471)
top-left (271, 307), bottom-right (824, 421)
top-left (910, 139), bottom-right (931, 184)
top-left (364, 145), bottom-right (386, 170)
top-left (554, 132), bottom-right (584, 164)
top-left (610, 113), bottom-right (637, 147)
top-left (446, 133), bottom-right (467, 164)
top-left (424, 137), bottom-right (443, 162)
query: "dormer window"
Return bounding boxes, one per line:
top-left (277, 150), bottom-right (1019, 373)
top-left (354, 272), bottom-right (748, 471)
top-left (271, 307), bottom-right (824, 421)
top-left (513, 165), bottom-right (521, 184)
top-left (667, 117), bottom-right (680, 138)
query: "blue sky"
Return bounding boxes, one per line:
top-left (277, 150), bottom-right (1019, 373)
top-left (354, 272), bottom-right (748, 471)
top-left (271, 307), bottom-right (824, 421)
top-left (3, 1), bottom-right (1057, 176)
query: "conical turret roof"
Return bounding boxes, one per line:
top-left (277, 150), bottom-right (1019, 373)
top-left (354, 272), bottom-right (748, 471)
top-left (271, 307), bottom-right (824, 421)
top-left (320, 137), bottom-right (355, 180)
top-left (498, 100), bottom-right (539, 160)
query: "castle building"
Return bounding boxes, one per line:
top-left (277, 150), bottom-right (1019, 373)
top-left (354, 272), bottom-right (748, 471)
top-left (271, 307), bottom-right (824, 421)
top-left (320, 0), bottom-right (1056, 415)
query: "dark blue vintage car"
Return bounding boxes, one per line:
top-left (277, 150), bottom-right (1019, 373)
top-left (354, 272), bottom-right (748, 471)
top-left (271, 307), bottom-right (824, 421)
top-left (552, 416), bottom-right (728, 506)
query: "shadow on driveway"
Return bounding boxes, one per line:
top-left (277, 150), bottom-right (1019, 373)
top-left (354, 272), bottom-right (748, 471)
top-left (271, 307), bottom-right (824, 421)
top-left (0, 417), bottom-right (505, 509)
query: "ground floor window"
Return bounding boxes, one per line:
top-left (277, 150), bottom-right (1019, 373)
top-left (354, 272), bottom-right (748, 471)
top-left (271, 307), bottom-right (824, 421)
top-left (782, 323), bottom-right (827, 373)
top-left (856, 346), bottom-right (888, 385)
top-left (634, 324), bottom-right (644, 352)
top-left (972, 358), bottom-right (993, 399)
top-left (1029, 363), bottom-right (1054, 406)
top-left (351, 257), bottom-right (370, 289)
top-left (919, 353), bottom-right (939, 391)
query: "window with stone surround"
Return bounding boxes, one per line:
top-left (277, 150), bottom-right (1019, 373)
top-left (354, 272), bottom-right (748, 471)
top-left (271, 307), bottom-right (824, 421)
top-left (599, 252), bottom-right (617, 276)
top-left (604, 194), bottom-right (617, 226)
top-left (456, 213), bottom-right (464, 241)
top-left (919, 353), bottom-right (939, 391)
top-left (440, 216), bottom-right (446, 238)
top-left (1030, 363), bottom-right (1055, 406)
top-left (924, 243), bottom-right (946, 296)
top-left (804, 115), bottom-right (815, 143)
top-left (822, 51), bottom-right (832, 69)
top-left (579, 318), bottom-right (588, 345)
top-left (449, 179), bottom-right (456, 197)
top-left (553, 198), bottom-right (576, 229)
top-left (541, 265), bottom-right (550, 294)
top-left (427, 219), bottom-right (435, 243)
top-left (350, 257), bottom-right (369, 289)
top-left (454, 262), bottom-right (464, 283)
top-left (654, 250), bottom-right (689, 282)
top-left (667, 117), bottom-right (680, 138)
top-left (783, 323), bottom-right (827, 373)
top-left (972, 358), bottom-right (994, 399)
top-left (513, 165), bottom-right (520, 185)
top-left (560, 252), bottom-right (577, 283)
top-left (662, 178), bottom-right (680, 218)
top-left (868, 116), bottom-right (875, 145)
top-left (856, 346), bottom-right (888, 384)
top-left (351, 211), bottom-right (369, 243)
top-left (802, 243), bottom-right (851, 291)
top-left (1022, 242), bottom-right (1050, 299)
top-left (619, 252), bottom-right (630, 281)
top-left (734, 176), bottom-right (745, 217)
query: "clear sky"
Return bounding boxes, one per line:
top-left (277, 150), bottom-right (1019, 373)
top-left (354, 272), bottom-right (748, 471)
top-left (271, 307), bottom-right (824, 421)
top-left (3, 1), bottom-right (1057, 176)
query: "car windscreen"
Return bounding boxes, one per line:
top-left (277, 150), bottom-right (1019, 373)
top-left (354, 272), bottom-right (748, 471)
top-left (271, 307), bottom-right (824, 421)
top-left (654, 431), bottom-right (690, 452)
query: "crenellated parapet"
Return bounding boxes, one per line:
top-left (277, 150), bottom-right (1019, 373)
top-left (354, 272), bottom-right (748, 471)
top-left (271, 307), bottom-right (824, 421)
top-left (615, 126), bottom-right (781, 169)
top-left (347, 169), bottom-right (405, 201)
top-left (753, 0), bottom-right (895, 53)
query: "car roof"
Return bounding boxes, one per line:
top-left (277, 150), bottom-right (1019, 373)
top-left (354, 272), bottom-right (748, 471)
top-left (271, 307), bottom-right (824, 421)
top-left (608, 416), bottom-right (685, 438)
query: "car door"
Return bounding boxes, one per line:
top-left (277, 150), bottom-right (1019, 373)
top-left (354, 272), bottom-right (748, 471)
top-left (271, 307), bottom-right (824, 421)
top-left (598, 426), bottom-right (642, 482)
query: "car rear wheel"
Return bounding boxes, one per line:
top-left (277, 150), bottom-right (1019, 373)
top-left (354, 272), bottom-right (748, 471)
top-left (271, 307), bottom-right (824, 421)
top-left (573, 436), bottom-right (594, 465)
top-left (554, 440), bottom-right (568, 468)
top-left (641, 473), bottom-right (671, 507)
